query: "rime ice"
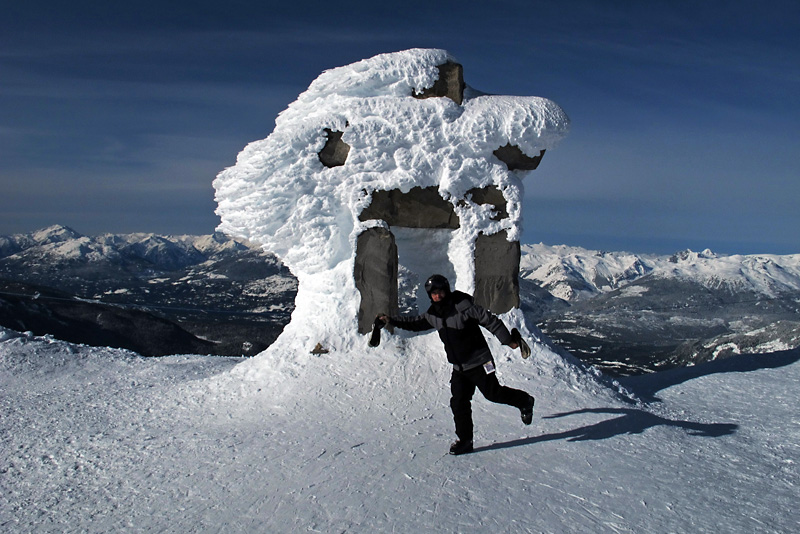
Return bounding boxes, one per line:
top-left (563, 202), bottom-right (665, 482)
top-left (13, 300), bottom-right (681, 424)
top-left (214, 48), bottom-right (568, 355)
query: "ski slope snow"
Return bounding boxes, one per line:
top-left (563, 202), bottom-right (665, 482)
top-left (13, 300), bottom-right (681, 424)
top-left (2, 327), bottom-right (797, 533)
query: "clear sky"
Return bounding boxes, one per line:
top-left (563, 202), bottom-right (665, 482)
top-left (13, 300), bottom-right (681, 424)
top-left (2, 0), bottom-right (798, 254)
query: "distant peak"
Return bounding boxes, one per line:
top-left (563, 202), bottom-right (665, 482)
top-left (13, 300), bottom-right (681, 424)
top-left (668, 248), bottom-right (717, 263)
top-left (32, 224), bottom-right (83, 243)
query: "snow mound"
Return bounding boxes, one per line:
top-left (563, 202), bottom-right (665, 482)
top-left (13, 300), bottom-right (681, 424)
top-left (3, 324), bottom-right (798, 532)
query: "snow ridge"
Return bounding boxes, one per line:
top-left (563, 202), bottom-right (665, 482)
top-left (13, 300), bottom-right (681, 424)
top-left (0, 224), bottom-right (256, 270)
top-left (521, 243), bottom-right (800, 301)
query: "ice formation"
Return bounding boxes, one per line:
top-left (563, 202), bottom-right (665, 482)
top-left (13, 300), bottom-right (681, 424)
top-left (214, 48), bottom-right (569, 357)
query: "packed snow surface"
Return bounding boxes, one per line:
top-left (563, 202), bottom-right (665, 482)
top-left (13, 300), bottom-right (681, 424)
top-left (2, 328), bottom-right (797, 532)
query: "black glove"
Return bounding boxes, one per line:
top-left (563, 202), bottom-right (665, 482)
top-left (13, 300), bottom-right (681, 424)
top-left (511, 328), bottom-right (531, 359)
top-left (369, 315), bottom-right (385, 348)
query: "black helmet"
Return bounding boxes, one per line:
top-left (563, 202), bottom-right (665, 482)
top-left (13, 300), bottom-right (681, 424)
top-left (424, 274), bottom-right (451, 297)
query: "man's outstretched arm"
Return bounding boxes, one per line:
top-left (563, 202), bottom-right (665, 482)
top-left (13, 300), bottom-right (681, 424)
top-left (466, 303), bottom-right (519, 349)
top-left (378, 314), bottom-right (433, 332)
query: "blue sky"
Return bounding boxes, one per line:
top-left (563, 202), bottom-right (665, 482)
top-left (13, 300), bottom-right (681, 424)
top-left (2, 1), bottom-right (798, 254)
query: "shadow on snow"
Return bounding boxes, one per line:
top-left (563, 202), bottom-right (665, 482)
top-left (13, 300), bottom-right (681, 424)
top-left (473, 407), bottom-right (738, 453)
top-left (620, 347), bottom-right (800, 403)
top-left (471, 348), bottom-right (800, 453)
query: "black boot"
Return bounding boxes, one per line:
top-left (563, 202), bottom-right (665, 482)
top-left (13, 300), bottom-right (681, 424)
top-left (520, 396), bottom-right (535, 425)
top-left (449, 439), bottom-right (474, 455)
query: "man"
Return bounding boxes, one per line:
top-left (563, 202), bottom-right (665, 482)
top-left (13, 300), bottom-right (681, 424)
top-left (378, 274), bottom-right (535, 455)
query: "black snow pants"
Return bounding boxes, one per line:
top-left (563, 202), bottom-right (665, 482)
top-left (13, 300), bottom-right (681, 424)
top-left (449, 364), bottom-right (531, 442)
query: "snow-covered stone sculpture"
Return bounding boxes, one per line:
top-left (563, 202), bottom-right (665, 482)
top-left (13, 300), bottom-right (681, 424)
top-left (214, 48), bottom-right (569, 354)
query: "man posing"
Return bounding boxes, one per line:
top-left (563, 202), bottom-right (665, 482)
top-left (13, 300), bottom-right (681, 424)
top-left (379, 274), bottom-right (535, 455)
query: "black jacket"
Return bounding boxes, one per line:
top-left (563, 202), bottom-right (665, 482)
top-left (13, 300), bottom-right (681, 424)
top-left (388, 291), bottom-right (514, 371)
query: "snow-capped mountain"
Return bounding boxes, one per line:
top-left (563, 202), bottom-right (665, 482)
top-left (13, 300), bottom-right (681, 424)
top-left (520, 244), bottom-right (654, 301)
top-left (521, 243), bottom-right (800, 301)
top-left (1, 224), bottom-right (235, 269)
top-left (0, 225), bottom-right (297, 357)
top-left (521, 243), bottom-right (800, 374)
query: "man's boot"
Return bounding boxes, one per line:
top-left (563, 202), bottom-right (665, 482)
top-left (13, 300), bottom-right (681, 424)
top-left (449, 439), bottom-right (474, 455)
top-left (521, 396), bottom-right (535, 425)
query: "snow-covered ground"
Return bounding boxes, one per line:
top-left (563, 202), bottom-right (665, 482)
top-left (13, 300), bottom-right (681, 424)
top-left (2, 327), bottom-right (797, 533)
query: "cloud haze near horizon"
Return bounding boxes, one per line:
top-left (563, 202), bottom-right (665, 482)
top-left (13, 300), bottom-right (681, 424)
top-left (2, 1), bottom-right (798, 255)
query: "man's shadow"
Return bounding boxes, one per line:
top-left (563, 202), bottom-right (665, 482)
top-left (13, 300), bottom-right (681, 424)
top-left (473, 348), bottom-right (798, 453)
top-left (473, 407), bottom-right (738, 453)
top-left (620, 348), bottom-right (800, 403)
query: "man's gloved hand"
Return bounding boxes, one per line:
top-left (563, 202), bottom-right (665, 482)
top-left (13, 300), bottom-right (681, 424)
top-left (511, 328), bottom-right (531, 359)
top-left (369, 314), bottom-right (387, 348)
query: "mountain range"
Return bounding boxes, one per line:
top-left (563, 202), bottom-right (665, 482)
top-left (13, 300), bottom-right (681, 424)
top-left (520, 243), bottom-right (800, 374)
top-left (1, 225), bottom-right (798, 374)
top-left (0, 225), bottom-right (296, 357)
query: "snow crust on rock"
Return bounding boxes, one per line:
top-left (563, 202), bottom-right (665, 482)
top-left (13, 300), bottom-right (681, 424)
top-left (213, 48), bottom-right (569, 368)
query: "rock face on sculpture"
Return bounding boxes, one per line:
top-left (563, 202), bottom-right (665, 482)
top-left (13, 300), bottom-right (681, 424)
top-left (214, 49), bottom-right (569, 353)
